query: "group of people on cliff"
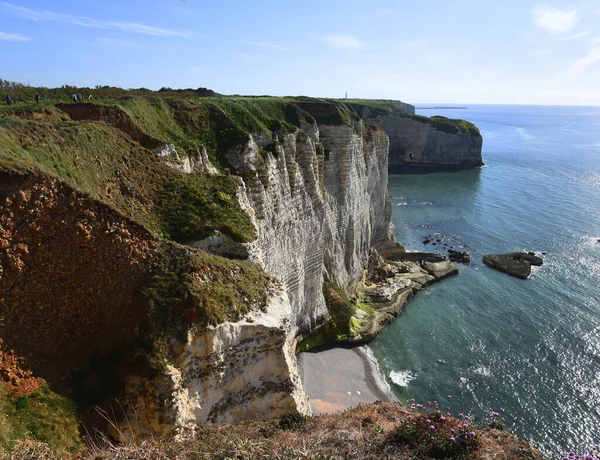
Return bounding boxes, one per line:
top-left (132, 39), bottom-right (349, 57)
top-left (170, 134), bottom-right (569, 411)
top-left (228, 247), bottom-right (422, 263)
top-left (4, 92), bottom-right (94, 105)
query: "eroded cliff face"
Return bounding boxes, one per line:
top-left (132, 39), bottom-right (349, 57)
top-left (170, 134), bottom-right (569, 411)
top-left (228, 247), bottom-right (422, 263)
top-left (108, 118), bottom-right (396, 437)
top-left (223, 120), bottom-right (393, 335)
top-left (352, 105), bottom-right (483, 171)
top-left (120, 290), bottom-right (310, 438)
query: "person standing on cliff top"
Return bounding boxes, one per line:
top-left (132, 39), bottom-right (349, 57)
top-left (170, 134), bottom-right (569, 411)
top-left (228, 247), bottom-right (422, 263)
top-left (35, 93), bottom-right (40, 104)
top-left (5, 95), bottom-right (12, 105)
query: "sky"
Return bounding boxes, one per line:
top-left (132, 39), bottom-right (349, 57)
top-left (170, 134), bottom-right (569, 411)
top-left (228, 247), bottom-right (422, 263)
top-left (1, 0), bottom-right (599, 105)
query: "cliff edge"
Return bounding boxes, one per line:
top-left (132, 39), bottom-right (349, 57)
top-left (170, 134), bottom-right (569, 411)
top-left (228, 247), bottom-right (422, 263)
top-left (349, 101), bottom-right (484, 171)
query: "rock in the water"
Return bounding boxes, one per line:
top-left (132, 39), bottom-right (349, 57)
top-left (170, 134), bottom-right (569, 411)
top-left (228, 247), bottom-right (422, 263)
top-left (448, 249), bottom-right (470, 264)
top-left (422, 260), bottom-right (459, 280)
top-left (482, 252), bottom-right (543, 279)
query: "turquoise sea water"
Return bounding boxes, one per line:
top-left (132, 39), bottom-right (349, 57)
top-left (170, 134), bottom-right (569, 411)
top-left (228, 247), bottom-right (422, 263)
top-left (369, 105), bottom-right (600, 457)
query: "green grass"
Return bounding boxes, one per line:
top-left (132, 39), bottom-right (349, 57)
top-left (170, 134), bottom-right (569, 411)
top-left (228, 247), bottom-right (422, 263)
top-left (343, 99), bottom-right (410, 113)
top-left (0, 383), bottom-right (82, 457)
top-left (157, 174), bottom-right (255, 243)
top-left (346, 100), bottom-right (481, 137)
top-left (0, 114), bottom-right (254, 242)
top-left (142, 242), bottom-right (271, 370)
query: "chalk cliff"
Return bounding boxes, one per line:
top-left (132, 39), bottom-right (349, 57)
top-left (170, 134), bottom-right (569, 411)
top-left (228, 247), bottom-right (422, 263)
top-left (350, 102), bottom-right (483, 171)
top-left (0, 98), bottom-right (397, 438)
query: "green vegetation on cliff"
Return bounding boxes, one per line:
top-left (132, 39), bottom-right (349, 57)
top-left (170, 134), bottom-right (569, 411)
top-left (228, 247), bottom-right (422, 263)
top-left (297, 282), bottom-right (364, 352)
top-left (0, 110), bottom-right (254, 243)
top-left (346, 100), bottom-right (481, 137)
top-left (0, 383), bottom-right (81, 457)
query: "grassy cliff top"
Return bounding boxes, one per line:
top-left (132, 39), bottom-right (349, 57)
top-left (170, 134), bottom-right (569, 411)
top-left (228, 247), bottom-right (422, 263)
top-left (0, 96), bottom-right (352, 244)
top-left (346, 100), bottom-right (481, 137)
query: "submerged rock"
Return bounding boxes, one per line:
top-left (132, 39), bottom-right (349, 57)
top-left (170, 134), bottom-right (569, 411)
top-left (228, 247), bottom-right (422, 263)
top-left (448, 249), bottom-right (471, 264)
top-left (482, 252), bottom-right (543, 279)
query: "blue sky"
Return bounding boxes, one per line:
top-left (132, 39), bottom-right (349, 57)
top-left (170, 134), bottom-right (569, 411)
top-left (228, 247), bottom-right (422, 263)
top-left (1, 0), bottom-right (599, 105)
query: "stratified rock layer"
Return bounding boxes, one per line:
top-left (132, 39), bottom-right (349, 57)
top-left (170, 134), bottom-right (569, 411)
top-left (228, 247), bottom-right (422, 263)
top-left (232, 120), bottom-right (394, 335)
top-left (350, 104), bottom-right (483, 171)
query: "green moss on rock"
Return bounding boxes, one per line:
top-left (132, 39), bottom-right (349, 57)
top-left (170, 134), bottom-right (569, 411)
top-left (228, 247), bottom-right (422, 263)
top-left (297, 282), bottom-right (362, 352)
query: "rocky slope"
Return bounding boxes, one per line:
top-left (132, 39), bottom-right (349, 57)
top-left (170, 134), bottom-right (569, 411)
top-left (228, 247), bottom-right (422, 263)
top-left (350, 101), bottom-right (484, 171)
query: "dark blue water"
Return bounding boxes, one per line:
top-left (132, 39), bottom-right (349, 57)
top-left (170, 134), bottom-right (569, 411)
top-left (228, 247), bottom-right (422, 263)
top-left (370, 105), bottom-right (600, 458)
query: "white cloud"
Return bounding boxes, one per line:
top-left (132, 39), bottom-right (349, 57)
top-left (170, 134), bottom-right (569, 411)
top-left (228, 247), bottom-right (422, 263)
top-left (0, 2), bottom-right (195, 38)
top-left (0, 30), bottom-right (31, 41)
top-left (244, 41), bottom-right (285, 50)
top-left (532, 5), bottom-right (580, 34)
top-left (562, 31), bottom-right (590, 42)
top-left (568, 47), bottom-right (600, 77)
top-left (322, 34), bottom-right (364, 50)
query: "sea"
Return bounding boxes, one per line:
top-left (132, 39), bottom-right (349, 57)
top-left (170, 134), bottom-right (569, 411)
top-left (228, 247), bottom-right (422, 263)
top-left (369, 104), bottom-right (600, 458)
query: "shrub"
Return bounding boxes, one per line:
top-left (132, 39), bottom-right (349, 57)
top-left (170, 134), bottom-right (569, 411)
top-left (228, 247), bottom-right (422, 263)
top-left (279, 411), bottom-right (308, 430)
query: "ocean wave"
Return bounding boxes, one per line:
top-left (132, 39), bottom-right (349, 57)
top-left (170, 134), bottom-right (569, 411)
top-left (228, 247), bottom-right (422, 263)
top-left (514, 127), bottom-right (533, 142)
top-left (363, 346), bottom-right (395, 398)
top-left (579, 235), bottom-right (600, 248)
top-left (396, 201), bottom-right (433, 206)
top-left (579, 172), bottom-right (600, 189)
top-left (389, 370), bottom-right (416, 387)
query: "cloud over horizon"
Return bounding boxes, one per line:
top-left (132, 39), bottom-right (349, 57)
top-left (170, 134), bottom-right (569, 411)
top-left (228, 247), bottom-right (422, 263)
top-left (243, 41), bottom-right (285, 50)
top-left (0, 1), bottom-right (195, 38)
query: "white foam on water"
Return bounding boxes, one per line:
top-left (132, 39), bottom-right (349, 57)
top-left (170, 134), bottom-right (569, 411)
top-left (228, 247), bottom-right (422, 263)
top-left (472, 366), bottom-right (492, 377)
top-left (363, 346), bottom-right (396, 399)
top-left (389, 370), bottom-right (416, 387)
top-left (396, 201), bottom-right (433, 206)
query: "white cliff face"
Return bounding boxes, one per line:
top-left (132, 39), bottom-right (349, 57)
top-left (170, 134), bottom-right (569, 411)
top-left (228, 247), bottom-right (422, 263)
top-left (121, 289), bottom-right (310, 439)
top-left (229, 120), bottom-right (393, 335)
top-left (154, 144), bottom-right (220, 175)
top-left (122, 119), bottom-right (394, 437)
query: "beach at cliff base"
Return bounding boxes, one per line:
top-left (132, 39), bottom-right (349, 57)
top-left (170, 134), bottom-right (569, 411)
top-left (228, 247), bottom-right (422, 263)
top-left (297, 344), bottom-right (394, 414)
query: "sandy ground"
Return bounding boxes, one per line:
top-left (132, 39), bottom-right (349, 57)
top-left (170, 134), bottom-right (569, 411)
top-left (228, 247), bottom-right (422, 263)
top-left (297, 344), bottom-right (394, 414)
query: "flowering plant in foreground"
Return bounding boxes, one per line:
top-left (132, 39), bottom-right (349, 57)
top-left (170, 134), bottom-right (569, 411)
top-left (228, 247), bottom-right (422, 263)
top-left (391, 400), bottom-right (484, 458)
top-left (399, 399), bottom-right (599, 459)
top-left (561, 447), bottom-right (600, 460)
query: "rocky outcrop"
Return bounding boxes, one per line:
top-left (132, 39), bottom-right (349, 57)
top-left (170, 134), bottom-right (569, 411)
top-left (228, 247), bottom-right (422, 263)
top-left (154, 144), bottom-right (220, 175)
top-left (483, 252), bottom-right (543, 279)
top-left (120, 289), bottom-right (310, 438)
top-left (353, 257), bottom-right (458, 342)
top-left (350, 104), bottom-right (483, 172)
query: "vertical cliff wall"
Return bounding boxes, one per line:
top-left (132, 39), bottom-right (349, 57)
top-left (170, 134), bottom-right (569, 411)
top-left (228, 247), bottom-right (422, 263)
top-left (350, 103), bottom-right (483, 171)
top-left (224, 119), bottom-right (393, 335)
